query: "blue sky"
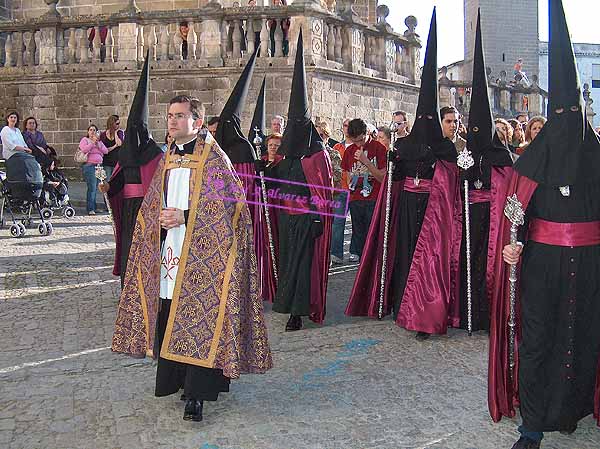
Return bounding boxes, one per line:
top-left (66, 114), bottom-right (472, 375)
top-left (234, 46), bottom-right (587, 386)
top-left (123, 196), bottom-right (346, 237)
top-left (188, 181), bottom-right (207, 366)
top-left (388, 0), bottom-right (600, 66)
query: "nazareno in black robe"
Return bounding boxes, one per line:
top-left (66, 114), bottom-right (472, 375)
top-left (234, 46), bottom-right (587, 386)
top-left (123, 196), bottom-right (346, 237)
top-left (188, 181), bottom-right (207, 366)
top-left (390, 142), bottom-right (457, 319)
top-left (267, 158), bottom-right (321, 317)
top-left (518, 181), bottom-right (600, 431)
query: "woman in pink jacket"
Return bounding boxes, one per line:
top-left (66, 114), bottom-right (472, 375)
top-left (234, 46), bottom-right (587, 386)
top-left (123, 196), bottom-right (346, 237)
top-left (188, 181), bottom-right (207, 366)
top-left (79, 124), bottom-right (108, 215)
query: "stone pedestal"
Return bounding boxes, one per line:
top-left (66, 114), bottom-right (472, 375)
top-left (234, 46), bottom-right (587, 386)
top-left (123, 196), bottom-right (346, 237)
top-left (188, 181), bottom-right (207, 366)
top-left (118, 23), bottom-right (139, 62)
top-left (288, 16), bottom-right (327, 66)
top-left (198, 19), bottom-right (223, 67)
top-left (39, 26), bottom-right (58, 65)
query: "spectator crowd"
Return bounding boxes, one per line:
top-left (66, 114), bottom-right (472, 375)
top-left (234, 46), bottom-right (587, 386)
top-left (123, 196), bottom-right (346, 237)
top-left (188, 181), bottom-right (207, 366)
top-left (2, 101), bottom-right (599, 259)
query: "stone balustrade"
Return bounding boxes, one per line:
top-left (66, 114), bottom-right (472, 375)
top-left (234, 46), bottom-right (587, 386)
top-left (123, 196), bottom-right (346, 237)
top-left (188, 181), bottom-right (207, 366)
top-left (0, 1), bottom-right (420, 83)
top-left (438, 67), bottom-right (549, 120)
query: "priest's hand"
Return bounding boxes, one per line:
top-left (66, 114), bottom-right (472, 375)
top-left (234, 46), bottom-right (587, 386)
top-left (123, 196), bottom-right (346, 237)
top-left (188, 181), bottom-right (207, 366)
top-left (160, 207), bottom-right (185, 230)
top-left (502, 243), bottom-right (523, 265)
top-left (98, 181), bottom-right (109, 194)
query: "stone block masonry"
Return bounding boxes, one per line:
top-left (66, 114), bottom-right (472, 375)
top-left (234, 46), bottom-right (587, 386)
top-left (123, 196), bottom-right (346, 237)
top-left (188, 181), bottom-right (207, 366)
top-left (0, 63), bottom-right (418, 167)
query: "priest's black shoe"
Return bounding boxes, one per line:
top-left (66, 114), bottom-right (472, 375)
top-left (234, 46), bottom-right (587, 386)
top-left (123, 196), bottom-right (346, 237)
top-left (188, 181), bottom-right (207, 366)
top-left (285, 315), bottom-right (303, 332)
top-left (510, 436), bottom-right (541, 449)
top-left (183, 399), bottom-right (203, 422)
top-left (415, 331), bottom-right (430, 341)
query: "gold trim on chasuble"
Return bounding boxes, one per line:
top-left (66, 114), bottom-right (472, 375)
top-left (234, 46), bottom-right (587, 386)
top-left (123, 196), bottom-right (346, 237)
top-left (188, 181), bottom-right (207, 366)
top-left (157, 136), bottom-right (243, 368)
top-left (134, 213), bottom-right (154, 357)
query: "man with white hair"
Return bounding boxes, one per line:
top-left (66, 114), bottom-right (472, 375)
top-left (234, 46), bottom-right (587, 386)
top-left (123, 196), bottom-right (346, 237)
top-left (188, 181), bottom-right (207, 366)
top-left (271, 115), bottom-right (285, 134)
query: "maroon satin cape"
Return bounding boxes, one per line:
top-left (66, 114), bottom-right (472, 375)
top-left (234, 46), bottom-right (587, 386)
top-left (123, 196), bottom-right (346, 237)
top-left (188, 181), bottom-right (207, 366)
top-left (449, 167), bottom-right (515, 322)
top-left (109, 153), bottom-right (163, 277)
top-left (396, 161), bottom-right (460, 334)
top-left (344, 173), bottom-right (402, 318)
top-left (232, 162), bottom-right (268, 298)
top-left (258, 156), bottom-right (283, 303)
top-left (488, 172), bottom-right (600, 425)
top-left (345, 161), bottom-right (460, 330)
top-left (301, 151), bottom-right (333, 324)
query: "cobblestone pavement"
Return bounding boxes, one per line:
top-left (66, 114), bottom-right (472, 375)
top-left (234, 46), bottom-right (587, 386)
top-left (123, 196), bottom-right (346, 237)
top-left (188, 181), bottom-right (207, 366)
top-left (1, 215), bottom-right (599, 449)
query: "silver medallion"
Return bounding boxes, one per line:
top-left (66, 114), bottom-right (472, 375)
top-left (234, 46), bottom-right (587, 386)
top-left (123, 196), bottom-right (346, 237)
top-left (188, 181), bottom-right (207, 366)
top-left (457, 148), bottom-right (475, 171)
top-left (559, 185), bottom-right (570, 197)
top-left (474, 179), bottom-right (483, 190)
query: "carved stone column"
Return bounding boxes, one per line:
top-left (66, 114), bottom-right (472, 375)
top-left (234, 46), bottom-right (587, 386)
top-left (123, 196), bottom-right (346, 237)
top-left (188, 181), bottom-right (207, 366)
top-left (403, 15), bottom-right (420, 83)
top-left (14, 32), bottom-right (24, 67)
top-left (105, 27), bottom-right (115, 63)
top-left (4, 33), bottom-right (13, 68)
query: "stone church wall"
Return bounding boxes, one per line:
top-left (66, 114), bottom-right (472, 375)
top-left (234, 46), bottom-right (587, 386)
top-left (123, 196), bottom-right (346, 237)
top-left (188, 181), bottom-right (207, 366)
top-left (0, 64), bottom-right (417, 167)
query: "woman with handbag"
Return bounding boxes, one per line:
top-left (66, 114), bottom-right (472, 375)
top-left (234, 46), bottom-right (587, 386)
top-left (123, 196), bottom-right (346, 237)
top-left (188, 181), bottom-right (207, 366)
top-left (78, 125), bottom-right (108, 215)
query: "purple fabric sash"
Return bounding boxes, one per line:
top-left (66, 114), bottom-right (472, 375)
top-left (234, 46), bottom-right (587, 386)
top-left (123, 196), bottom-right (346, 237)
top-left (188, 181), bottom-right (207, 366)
top-left (469, 189), bottom-right (492, 204)
top-left (529, 219), bottom-right (600, 247)
top-left (403, 177), bottom-right (433, 193)
top-left (123, 184), bottom-right (145, 198)
top-left (396, 161), bottom-right (460, 334)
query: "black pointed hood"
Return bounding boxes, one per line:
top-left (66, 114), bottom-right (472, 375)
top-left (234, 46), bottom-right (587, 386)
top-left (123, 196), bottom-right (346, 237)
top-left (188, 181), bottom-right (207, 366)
top-left (278, 29), bottom-right (324, 159)
top-left (394, 8), bottom-right (454, 161)
top-left (514, 0), bottom-right (600, 185)
top-left (119, 52), bottom-right (162, 168)
top-left (466, 10), bottom-right (513, 172)
top-left (215, 46), bottom-right (259, 163)
top-left (248, 76), bottom-right (267, 155)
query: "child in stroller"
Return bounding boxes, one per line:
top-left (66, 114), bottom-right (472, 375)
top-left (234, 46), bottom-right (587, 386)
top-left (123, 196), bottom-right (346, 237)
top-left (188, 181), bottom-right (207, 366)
top-left (0, 152), bottom-right (53, 237)
top-left (41, 159), bottom-right (75, 219)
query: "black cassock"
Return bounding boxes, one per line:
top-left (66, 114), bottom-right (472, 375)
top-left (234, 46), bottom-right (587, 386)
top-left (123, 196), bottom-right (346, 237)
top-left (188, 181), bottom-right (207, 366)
top-left (458, 162), bottom-right (494, 332)
top-left (268, 158), bottom-right (320, 317)
top-left (390, 157), bottom-right (435, 319)
top-left (154, 299), bottom-right (230, 401)
top-left (519, 181), bottom-right (600, 431)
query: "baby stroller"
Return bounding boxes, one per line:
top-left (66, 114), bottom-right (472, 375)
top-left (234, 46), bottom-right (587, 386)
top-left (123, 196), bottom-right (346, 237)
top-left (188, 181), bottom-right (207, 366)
top-left (40, 161), bottom-right (75, 219)
top-left (0, 153), bottom-right (53, 238)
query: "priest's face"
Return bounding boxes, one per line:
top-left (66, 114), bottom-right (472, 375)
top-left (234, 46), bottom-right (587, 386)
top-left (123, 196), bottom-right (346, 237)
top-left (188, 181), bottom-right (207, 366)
top-left (441, 112), bottom-right (459, 140)
top-left (167, 102), bottom-right (200, 142)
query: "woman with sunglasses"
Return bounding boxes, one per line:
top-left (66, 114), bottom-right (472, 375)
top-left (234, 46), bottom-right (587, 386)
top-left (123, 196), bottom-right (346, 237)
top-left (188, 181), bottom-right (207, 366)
top-left (99, 114), bottom-right (124, 182)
